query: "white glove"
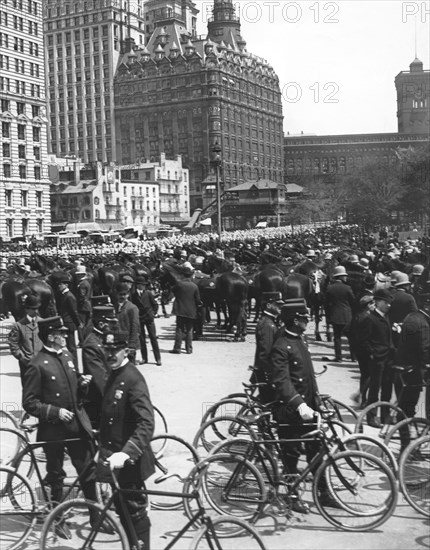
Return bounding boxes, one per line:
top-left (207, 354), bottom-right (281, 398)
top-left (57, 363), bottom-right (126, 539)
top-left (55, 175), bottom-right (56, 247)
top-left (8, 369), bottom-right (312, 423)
top-left (297, 403), bottom-right (316, 421)
top-left (107, 452), bottom-right (130, 469)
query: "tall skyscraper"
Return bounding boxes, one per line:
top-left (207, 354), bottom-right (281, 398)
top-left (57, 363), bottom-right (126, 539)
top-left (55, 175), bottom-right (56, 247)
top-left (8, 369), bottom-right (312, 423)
top-left (43, 0), bottom-right (145, 164)
top-left (395, 57), bottom-right (430, 135)
top-left (114, 0), bottom-right (284, 210)
top-left (0, 0), bottom-right (51, 239)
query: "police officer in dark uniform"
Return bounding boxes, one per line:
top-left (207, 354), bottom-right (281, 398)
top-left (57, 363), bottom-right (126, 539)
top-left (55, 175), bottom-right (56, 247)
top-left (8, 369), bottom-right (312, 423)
top-left (81, 305), bottom-right (117, 427)
top-left (270, 299), bottom-right (339, 513)
top-left (99, 330), bottom-right (155, 549)
top-left (22, 316), bottom-right (99, 535)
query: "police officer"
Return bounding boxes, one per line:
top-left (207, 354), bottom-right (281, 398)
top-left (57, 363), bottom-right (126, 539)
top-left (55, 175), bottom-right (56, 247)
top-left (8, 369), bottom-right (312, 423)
top-left (22, 316), bottom-right (99, 535)
top-left (270, 299), bottom-right (339, 513)
top-left (53, 272), bottom-right (82, 366)
top-left (81, 305), bottom-right (117, 427)
top-left (99, 330), bottom-right (155, 549)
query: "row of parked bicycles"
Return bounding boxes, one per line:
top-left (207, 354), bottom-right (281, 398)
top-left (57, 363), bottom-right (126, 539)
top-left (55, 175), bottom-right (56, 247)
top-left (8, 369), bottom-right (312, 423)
top-left (0, 366), bottom-right (429, 549)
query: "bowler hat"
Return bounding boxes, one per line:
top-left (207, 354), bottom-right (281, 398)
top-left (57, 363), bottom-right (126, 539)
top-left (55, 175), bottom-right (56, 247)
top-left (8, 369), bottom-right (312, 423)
top-left (280, 298), bottom-right (309, 320)
top-left (102, 330), bottom-right (129, 348)
top-left (182, 262), bottom-right (194, 276)
top-left (374, 289), bottom-right (393, 303)
top-left (92, 295), bottom-right (110, 306)
top-left (359, 295), bottom-right (374, 307)
top-left (120, 274), bottom-right (134, 284)
top-left (24, 294), bottom-right (42, 309)
top-left (135, 275), bottom-right (148, 285)
top-left (332, 266), bottom-right (347, 278)
top-left (38, 316), bottom-right (68, 333)
top-left (394, 272), bottom-right (410, 287)
top-left (93, 305), bottom-right (116, 321)
top-left (52, 271), bottom-right (69, 283)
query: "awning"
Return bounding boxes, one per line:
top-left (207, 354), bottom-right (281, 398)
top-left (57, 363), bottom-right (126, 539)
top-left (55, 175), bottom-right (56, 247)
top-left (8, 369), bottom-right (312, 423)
top-left (255, 221), bottom-right (268, 229)
top-left (65, 222), bottom-right (101, 233)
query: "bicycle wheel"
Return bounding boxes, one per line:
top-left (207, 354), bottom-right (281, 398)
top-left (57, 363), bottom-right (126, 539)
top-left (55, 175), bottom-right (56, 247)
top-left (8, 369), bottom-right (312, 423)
top-left (193, 415), bottom-right (257, 456)
top-left (0, 427), bottom-right (26, 466)
top-left (185, 453), bottom-right (266, 527)
top-left (8, 446), bottom-right (36, 492)
top-left (147, 434), bottom-right (200, 510)
top-left (39, 498), bottom-right (128, 550)
top-left (0, 466), bottom-right (37, 550)
top-left (209, 437), bottom-right (279, 486)
top-left (335, 434), bottom-right (398, 474)
top-left (191, 516), bottom-right (267, 549)
top-left (200, 398), bottom-right (256, 426)
top-left (384, 417), bottom-right (430, 463)
top-left (314, 450), bottom-right (398, 531)
top-left (355, 401), bottom-right (407, 437)
top-left (150, 405), bottom-right (169, 456)
top-left (321, 395), bottom-right (358, 428)
top-left (399, 435), bottom-right (430, 517)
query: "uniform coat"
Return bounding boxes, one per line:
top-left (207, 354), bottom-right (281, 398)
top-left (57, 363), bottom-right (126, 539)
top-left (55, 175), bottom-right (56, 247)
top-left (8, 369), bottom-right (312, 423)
top-left (82, 330), bottom-right (110, 425)
top-left (22, 347), bottom-right (96, 497)
top-left (252, 313), bottom-right (278, 403)
top-left (8, 315), bottom-right (43, 377)
top-left (325, 279), bottom-right (355, 361)
top-left (116, 300), bottom-right (140, 352)
top-left (131, 289), bottom-right (161, 363)
top-left (57, 289), bottom-right (80, 363)
top-left (99, 361), bottom-right (155, 483)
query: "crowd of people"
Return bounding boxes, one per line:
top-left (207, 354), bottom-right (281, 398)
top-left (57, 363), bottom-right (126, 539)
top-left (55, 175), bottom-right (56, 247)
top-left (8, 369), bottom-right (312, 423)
top-left (3, 221), bottom-right (430, 545)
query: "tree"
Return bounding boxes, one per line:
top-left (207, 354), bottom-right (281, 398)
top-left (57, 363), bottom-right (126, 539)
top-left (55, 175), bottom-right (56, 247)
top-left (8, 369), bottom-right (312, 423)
top-left (335, 160), bottom-right (403, 228)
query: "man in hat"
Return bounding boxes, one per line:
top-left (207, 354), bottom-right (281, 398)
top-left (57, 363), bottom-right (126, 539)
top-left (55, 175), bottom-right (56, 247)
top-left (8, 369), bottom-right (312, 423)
top-left (75, 265), bottom-right (92, 338)
top-left (359, 289), bottom-right (396, 428)
top-left (170, 263), bottom-right (202, 354)
top-left (270, 299), bottom-right (339, 512)
top-left (8, 294), bottom-right (43, 382)
top-left (81, 305), bottom-right (117, 426)
top-left (115, 282), bottom-right (140, 363)
top-left (22, 316), bottom-right (99, 533)
top-left (251, 292), bottom-right (284, 404)
top-left (388, 272), bottom-right (418, 350)
top-left (131, 275), bottom-right (162, 366)
top-left (393, 293), bottom-right (430, 450)
top-left (99, 330), bottom-right (155, 549)
top-left (54, 272), bottom-right (82, 366)
top-left (325, 265), bottom-right (355, 362)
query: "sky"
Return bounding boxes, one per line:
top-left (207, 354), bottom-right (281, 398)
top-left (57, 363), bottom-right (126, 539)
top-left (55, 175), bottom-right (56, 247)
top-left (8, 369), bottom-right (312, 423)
top-left (194, 0), bottom-right (430, 136)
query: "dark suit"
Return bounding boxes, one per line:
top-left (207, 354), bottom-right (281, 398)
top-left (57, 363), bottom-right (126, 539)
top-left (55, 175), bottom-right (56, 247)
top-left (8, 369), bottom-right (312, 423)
top-left (394, 310), bottom-right (430, 446)
top-left (82, 330), bottom-right (110, 426)
top-left (116, 300), bottom-right (140, 358)
top-left (22, 347), bottom-right (96, 503)
top-left (252, 313), bottom-right (278, 403)
top-left (131, 290), bottom-right (161, 364)
top-left (389, 289), bottom-right (418, 348)
top-left (99, 361), bottom-right (155, 546)
top-left (270, 329), bottom-right (321, 474)
top-left (8, 315), bottom-right (43, 381)
top-left (57, 289), bottom-right (80, 364)
top-left (171, 277), bottom-right (201, 353)
top-left (360, 309), bottom-right (395, 420)
top-left (325, 280), bottom-right (355, 361)
top-left (76, 277), bottom-right (92, 338)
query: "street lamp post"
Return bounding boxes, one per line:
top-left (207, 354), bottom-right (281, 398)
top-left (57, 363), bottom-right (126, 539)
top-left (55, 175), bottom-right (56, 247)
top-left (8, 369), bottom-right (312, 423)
top-left (212, 142), bottom-right (222, 239)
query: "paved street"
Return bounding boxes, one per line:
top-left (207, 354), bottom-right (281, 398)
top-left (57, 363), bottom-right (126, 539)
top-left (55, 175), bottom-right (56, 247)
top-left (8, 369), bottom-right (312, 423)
top-left (0, 312), bottom-right (428, 550)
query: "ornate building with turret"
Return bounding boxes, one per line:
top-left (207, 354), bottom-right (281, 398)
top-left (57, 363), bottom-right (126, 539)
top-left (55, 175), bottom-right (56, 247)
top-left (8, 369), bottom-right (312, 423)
top-left (114, 0), bottom-right (284, 210)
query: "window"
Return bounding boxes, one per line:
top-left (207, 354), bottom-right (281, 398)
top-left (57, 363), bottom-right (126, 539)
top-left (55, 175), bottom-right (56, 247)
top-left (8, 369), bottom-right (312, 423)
top-left (18, 144), bottom-right (25, 158)
top-left (32, 127), bottom-right (40, 141)
top-left (3, 164), bottom-right (11, 177)
top-left (33, 146), bottom-right (40, 160)
top-left (1, 99), bottom-right (10, 111)
top-left (36, 191), bottom-right (42, 207)
top-left (19, 165), bottom-right (26, 179)
top-left (2, 143), bottom-right (10, 157)
top-left (37, 219), bottom-right (43, 233)
top-left (5, 189), bottom-right (13, 207)
top-left (6, 218), bottom-right (13, 237)
top-left (16, 101), bottom-right (25, 115)
top-left (32, 105), bottom-right (40, 118)
top-left (34, 166), bottom-right (41, 179)
top-left (17, 124), bottom-right (25, 139)
top-left (1, 121), bottom-right (10, 138)
top-left (22, 218), bottom-right (28, 235)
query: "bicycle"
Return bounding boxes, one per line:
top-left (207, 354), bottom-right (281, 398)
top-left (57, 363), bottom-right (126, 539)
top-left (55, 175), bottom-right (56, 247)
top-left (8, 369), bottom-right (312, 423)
top-left (0, 430), bottom-right (99, 550)
top-left (39, 461), bottom-right (268, 550)
top-left (186, 409), bottom-right (398, 532)
top-left (355, 364), bottom-right (430, 458)
top-left (398, 434), bottom-right (430, 517)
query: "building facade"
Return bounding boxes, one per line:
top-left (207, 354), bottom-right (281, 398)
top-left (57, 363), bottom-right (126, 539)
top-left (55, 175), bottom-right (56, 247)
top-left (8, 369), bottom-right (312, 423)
top-left (0, 0), bottom-right (51, 240)
top-left (395, 57), bottom-right (430, 135)
top-left (114, 0), bottom-right (284, 211)
top-left (43, 0), bottom-right (146, 164)
top-left (49, 154), bottom-right (188, 230)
